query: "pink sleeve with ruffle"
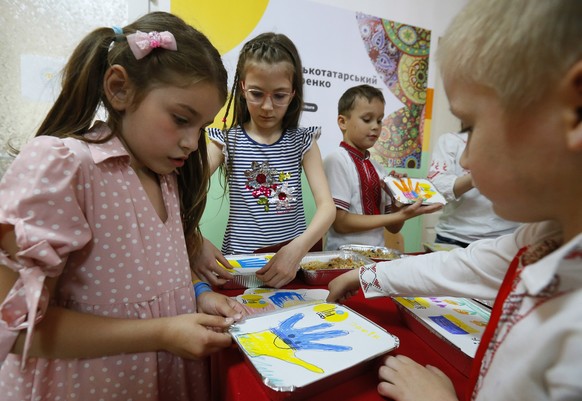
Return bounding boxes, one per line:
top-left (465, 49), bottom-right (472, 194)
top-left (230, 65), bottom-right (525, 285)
top-left (0, 136), bottom-right (92, 366)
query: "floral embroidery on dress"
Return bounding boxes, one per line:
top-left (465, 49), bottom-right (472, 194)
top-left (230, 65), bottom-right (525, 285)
top-left (270, 182), bottom-right (297, 212)
top-left (244, 161), bottom-right (295, 212)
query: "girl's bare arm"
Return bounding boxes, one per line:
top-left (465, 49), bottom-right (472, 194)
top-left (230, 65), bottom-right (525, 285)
top-left (298, 141), bottom-right (336, 251)
top-left (0, 224), bottom-right (233, 361)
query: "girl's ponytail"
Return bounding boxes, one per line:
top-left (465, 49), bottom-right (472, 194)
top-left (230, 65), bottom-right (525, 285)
top-left (36, 28), bottom-right (115, 140)
top-left (34, 12), bottom-right (229, 261)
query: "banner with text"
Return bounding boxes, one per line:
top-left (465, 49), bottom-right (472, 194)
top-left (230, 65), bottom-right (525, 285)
top-left (173, 0), bottom-right (432, 169)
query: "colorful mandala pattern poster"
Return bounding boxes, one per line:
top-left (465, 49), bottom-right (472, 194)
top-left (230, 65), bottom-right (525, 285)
top-left (357, 14), bottom-right (431, 169)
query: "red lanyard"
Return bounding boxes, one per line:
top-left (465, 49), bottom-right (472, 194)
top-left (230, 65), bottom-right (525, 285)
top-left (467, 246), bottom-right (528, 400)
top-left (340, 141), bottom-right (381, 215)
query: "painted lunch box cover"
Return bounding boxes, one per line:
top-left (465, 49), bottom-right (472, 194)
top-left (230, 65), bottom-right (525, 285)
top-left (383, 176), bottom-right (447, 205)
top-left (229, 302), bottom-right (399, 392)
top-left (339, 244), bottom-right (402, 261)
top-left (219, 253), bottom-right (276, 289)
top-left (394, 296), bottom-right (491, 357)
top-left (235, 288), bottom-right (330, 315)
top-left (221, 253), bottom-right (275, 274)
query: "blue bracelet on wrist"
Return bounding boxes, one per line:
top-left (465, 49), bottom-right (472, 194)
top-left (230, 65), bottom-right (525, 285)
top-left (193, 281), bottom-right (212, 298)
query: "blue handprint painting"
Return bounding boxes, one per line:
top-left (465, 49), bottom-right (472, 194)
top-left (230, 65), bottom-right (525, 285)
top-left (238, 311), bottom-right (350, 373)
top-left (231, 302), bottom-right (399, 389)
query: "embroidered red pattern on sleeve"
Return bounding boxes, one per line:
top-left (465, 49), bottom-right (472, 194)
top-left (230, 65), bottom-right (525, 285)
top-left (359, 264), bottom-right (382, 293)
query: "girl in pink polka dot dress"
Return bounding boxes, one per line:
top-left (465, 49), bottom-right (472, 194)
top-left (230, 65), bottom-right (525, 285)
top-left (0, 11), bottom-right (244, 401)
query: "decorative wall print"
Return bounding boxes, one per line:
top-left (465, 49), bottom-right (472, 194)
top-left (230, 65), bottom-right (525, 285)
top-left (357, 14), bottom-right (432, 169)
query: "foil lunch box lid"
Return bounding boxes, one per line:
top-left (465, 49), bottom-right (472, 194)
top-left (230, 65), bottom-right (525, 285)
top-left (229, 302), bottom-right (399, 398)
top-left (339, 244), bottom-right (402, 261)
top-left (218, 253), bottom-right (275, 289)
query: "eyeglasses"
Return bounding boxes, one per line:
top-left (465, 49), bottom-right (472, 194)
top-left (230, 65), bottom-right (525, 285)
top-left (242, 87), bottom-right (294, 107)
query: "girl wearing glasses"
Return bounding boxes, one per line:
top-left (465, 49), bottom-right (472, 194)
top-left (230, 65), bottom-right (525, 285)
top-left (200, 32), bottom-right (336, 288)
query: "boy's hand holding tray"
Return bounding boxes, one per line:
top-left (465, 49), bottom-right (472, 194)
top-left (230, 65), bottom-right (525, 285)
top-left (383, 176), bottom-right (447, 206)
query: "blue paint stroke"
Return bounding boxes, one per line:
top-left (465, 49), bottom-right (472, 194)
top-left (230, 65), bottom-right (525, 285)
top-left (268, 291), bottom-right (305, 308)
top-left (237, 257), bottom-right (269, 269)
top-left (272, 313), bottom-right (352, 352)
top-left (428, 315), bottom-right (468, 334)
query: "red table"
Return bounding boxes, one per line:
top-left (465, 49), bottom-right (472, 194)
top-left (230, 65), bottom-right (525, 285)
top-left (213, 280), bottom-right (470, 401)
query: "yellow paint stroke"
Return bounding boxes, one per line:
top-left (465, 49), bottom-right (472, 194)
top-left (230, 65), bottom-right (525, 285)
top-left (253, 288), bottom-right (277, 294)
top-left (443, 298), bottom-right (461, 306)
top-left (417, 182), bottom-right (436, 199)
top-left (392, 179), bottom-right (405, 192)
top-left (471, 319), bottom-right (488, 328)
top-left (171, 0), bottom-right (269, 55)
top-left (217, 260), bottom-right (236, 272)
top-left (238, 330), bottom-right (324, 373)
top-left (313, 303), bottom-right (348, 322)
top-left (239, 294), bottom-right (271, 309)
top-left (172, 0), bottom-right (269, 129)
top-left (395, 297), bottom-right (431, 309)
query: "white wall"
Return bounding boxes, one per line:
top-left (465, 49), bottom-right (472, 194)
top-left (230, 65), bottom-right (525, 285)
top-left (0, 0), bottom-right (129, 175)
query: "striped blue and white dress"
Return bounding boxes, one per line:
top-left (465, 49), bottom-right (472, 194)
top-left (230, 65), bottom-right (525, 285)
top-left (207, 125), bottom-right (321, 254)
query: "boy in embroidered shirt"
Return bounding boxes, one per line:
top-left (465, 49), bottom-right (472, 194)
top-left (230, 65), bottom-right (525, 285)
top-left (323, 84), bottom-right (442, 251)
top-left (327, 1), bottom-right (582, 400)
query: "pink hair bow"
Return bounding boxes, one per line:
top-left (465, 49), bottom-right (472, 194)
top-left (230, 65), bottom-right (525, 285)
top-left (127, 30), bottom-right (177, 60)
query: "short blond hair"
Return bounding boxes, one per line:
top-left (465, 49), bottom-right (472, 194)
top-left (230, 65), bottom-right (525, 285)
top-left (438, 0), bottom-right (582, 110)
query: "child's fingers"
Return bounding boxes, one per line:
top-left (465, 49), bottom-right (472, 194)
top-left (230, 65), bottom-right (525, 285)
top-left (197, 313), bottom-right (235, 330)
top-left (202, 271), bottom-right (230, 287)
top-left (201, 331), bottom-right (234, 354)
top-left (405, 198), bottom-right (423, 211)
top-left (426, 364), bottom-right (447, 379)
top-left (214, 260), bottom-right (235, 279)
top-left (216, 253), bottom-right (234, 270)
top-left (225, 298), bottom-right (246, 319)
top-left (422, 203), bottom-right (444, 213)
top-left (255, 258), bottom-right (273, 275)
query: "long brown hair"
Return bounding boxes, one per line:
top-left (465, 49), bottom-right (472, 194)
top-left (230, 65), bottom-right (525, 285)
top-left (35, 11), bottom-right (228, 262)
top-left (220, 32), bottom-right (304, 185)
